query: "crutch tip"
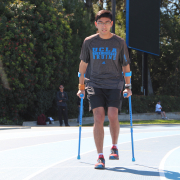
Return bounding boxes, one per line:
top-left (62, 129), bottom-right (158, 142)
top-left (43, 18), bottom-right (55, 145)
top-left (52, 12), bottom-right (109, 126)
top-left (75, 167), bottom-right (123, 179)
top-left (77, 155), bottom-right (81, 159)
top-left (132, 158), bottom-right (135, 162)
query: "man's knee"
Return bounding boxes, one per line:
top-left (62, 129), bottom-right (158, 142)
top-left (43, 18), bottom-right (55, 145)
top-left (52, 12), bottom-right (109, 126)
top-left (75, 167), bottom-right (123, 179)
top-left (108, 107), bottom-right (118, 121)
top-left (93, 107), bottom-right (105, 125)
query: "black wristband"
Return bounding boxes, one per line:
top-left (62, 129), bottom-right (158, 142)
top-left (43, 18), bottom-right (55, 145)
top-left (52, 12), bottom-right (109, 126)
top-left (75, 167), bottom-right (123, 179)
top-left (125, 86), bottom-right (132, 90)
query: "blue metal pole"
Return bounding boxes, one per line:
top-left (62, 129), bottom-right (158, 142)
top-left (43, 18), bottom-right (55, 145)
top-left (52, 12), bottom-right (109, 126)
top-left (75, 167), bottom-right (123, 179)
top-left (128, 94), bottom-right (135, 161)
top-left (124, 72), bottom-right (135, 161)
top-left (77, 94), bottom-right (84, 159)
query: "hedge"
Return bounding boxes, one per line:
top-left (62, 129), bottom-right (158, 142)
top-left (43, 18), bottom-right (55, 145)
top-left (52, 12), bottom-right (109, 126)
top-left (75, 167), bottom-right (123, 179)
top-left (0, 0), bottom-right (72, 124)
top-left (122, 95), bottom-right (180, 114)
top-left (45, 94), bottom-right (180, 122)
top-left (45, 90), bottom-right (93, 120)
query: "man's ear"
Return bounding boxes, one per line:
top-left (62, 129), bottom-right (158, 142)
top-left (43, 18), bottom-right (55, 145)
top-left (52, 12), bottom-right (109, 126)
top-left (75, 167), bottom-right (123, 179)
top-left (111, 21), bottom-right (113, 27)
top-left (95, 21), bottom-right (98, 28)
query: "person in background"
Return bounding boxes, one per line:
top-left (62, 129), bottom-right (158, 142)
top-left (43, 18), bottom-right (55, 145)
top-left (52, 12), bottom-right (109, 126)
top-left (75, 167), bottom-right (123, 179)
top-left (57, 84), bottom-right (70, 126)
top-left (155, 100), bottom-right (167, 119)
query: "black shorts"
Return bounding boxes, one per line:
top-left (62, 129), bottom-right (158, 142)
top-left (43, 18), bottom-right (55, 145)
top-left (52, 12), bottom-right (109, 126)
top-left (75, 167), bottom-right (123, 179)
top-left (86, 87), bottom-right (121, 111)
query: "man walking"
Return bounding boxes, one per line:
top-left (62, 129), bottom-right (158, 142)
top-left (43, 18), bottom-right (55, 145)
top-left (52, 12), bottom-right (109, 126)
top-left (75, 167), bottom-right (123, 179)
top-left (77, 10), bottom-right (132, 169)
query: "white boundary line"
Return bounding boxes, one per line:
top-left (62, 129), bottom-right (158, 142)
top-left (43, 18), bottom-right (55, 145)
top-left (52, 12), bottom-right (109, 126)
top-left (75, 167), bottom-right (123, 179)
top-left (24, 133), bottom-right (180, 180)
top-left (159, 146), bottom-right (180, 180)
top-left (0, 129), bottom-right (179, 153)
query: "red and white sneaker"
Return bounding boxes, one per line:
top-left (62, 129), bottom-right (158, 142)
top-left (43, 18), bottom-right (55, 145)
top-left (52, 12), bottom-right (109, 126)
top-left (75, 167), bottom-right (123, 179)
top-left (94, 155), bottom-right (105, 169)
top-left (109, 145), bottom-right (119, 160)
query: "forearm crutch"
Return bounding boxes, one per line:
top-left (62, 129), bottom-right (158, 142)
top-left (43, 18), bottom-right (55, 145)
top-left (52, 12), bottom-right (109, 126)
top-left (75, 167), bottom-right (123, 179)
top-left (124, 71), bottom-right (135, 162)
top-left (77, 72), bottom-right (85, 160)
top-left (77, 94), bottom-right (84, 159)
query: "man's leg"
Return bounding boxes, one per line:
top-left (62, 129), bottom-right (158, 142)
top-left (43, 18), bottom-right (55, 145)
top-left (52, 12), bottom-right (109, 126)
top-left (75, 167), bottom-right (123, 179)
top-left (58, 106), bottom-right (63, 125)
top-left (77, 107), bottom-right (80, 123)
top-left (93, 107), bottom-right (105, 154)
top-left (108, 107), bottom-right (119, 144)
top-left (163, 111), bottom-right (167, 118)
top-left (108, 107), bottom-right (120, 160)
top-left (63, 106), bottom-right (69, 126)
top-left (87, 87), bottom-right (106, 169)
top-left (161, 111), bottom-right (164, 118)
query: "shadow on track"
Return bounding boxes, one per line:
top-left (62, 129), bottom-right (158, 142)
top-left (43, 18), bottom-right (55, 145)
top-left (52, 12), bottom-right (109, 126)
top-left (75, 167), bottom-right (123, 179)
top-left (80, 162), bottom-right (180, 179)
top-left (107, 165), bottom-right (180, 180)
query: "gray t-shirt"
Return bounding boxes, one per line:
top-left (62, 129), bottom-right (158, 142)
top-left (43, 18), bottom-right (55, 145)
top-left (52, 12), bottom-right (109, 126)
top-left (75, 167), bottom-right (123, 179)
top-left (80, 33), bottom-right (130, 90)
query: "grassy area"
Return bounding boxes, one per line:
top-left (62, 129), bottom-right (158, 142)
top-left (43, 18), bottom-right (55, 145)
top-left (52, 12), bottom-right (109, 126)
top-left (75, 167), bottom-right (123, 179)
top-left (83, 119), bottom-right (180, 126)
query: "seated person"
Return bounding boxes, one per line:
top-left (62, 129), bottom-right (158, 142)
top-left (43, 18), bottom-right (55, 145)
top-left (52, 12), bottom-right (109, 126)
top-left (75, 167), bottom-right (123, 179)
top-left (155, 101), bottom-right (167, 119)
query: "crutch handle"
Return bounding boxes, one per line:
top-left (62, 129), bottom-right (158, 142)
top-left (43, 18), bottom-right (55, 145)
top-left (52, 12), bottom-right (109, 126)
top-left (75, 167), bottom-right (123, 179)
top-left (123, 93), bottom-right (128, 97)
top-left (80, 94), bottom-right (84, 98)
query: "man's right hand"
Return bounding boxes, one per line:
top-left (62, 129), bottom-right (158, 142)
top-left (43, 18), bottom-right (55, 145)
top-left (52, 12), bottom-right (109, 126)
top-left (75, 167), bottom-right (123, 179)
top-left (123, 89), bottom-right (132, 98)
top-left (77, 90), bottom-right (85, 99)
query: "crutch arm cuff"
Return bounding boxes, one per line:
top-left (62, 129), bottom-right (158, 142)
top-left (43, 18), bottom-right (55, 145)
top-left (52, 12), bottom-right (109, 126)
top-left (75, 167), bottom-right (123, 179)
top-left (78, 72), bottom-right (85, 78)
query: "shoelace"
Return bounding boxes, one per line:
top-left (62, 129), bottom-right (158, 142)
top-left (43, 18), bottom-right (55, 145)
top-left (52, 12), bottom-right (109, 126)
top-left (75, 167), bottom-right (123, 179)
top-left (97, 155), bottom-right (105, 163)
top-left (111, 146), bottom-right (118, 154)
top-left (98, 158), bottom-right (104, 163)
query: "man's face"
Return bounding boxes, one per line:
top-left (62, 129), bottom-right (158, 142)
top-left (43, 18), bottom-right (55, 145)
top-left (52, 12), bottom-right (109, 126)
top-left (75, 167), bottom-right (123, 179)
top-left (95, 17), bottom-right (113, 36)
top-left (59, 85), bottom-right (64, 91)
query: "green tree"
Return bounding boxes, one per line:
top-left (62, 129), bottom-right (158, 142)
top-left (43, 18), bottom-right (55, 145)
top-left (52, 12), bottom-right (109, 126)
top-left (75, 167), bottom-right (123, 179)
top-left (0, 0), bottom-right (72, 123)
top-left (56, 0), bottom-right (96, 118)
top-left (56, 0), bottom-right (96, 92)
top-left (149, 12), bottom-right (180, 95)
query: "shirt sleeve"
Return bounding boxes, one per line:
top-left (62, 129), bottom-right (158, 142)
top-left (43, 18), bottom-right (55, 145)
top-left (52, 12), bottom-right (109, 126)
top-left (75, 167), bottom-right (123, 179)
top-left (119, 40), bottom-right (131, 66)
top-left (79, 39), bottom-right (90, 63)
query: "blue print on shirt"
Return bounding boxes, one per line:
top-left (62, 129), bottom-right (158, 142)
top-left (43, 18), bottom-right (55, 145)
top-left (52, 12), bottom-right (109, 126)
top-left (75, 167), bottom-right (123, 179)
top-left (124, 54), bottom-right (127, 62)
top-left (92, 47), bottom-right (117, 60)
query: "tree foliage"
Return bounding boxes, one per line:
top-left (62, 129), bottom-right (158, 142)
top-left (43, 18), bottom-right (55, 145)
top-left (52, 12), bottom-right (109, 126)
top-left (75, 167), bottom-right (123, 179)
top-left (1, 0), bottom-right (180, 124)
top-left (106, 0), bottom-right (180, 96)
top-left (57, 0), bottom-right (96, 91)
top-left (0, 0), bottom-right (72, 123)
top-left (149, 12), bottom-right (180, 95)
top-left (122, 95), bottom-right (180, 113)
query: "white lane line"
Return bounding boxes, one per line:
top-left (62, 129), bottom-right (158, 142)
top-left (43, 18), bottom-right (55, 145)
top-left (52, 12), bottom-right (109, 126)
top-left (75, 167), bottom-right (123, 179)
top-left (0, 130), bottom-right (180, 152)
top-left (23, 155), bottom-right (78, 180)
top-left (0, 136), bottom-right (93, 152)
top-left (0, 127), bottom-right (178, 141)
top-left (119, 150), bottom-right (151, 152)
top-left (0, 129), bottom-right (93, 141)
top-left (1, 130), bottom-right (180, 153)
top-left (159, 146), bottom-right (180, 180)
top-left (24, 134), bottom-right (180, 180)
top-left (163, 166), bottom-right (180, 167)
top-left (0, 165), bottom-right (153, 169)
